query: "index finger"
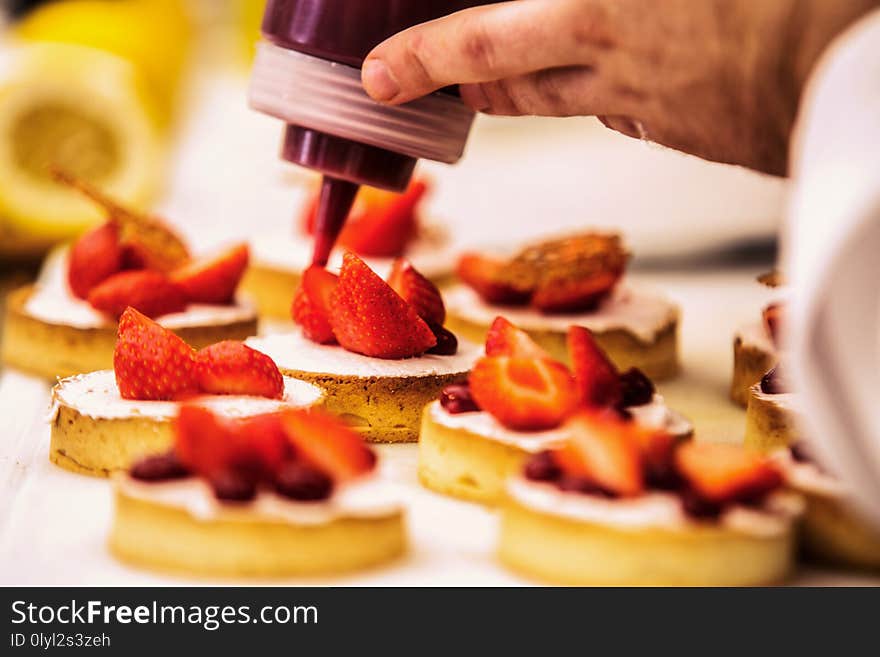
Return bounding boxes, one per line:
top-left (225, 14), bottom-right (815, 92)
top-left (361, 0), bottom-right (612, 104)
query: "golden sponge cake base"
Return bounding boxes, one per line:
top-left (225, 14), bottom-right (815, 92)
top-left (499, 499), bottom-right (794, 586)
top-left (2, 286), bottom-right (258, 380)
top-left (446, 313), bottom-right (678, 381)
top-left (731, 336), bottom-right (777, 407)
top-left (110, 487), bottom-right (406, 578)
top-left (50, 404), bottom-right (175, 477)
top-left (277, 368), bottom-right (467, 443)
top-left (744, 386), bottom-right (797, 452)
top-left (418, 406), bottom-right (532, 505)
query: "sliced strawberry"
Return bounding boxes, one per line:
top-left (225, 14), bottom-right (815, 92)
top-left (233, 412), bottom-right (291, 477)
top-left (174, 405), bottom-right (239, 476)
top-left (195, 341), bottom-right (284, 399)
top-left (330, 253), bottom-right (436, 358)
top-left (291, 265), bottom-right (338, 344)
top-left (456, 253), bottom-right (531, 305)
top-left (88, 270), bottom-right (187, 319)
top-left (554, 410), bottom-right (644, 496)
top-left (337, 180), bottom-right (428, 257)
top-left (762, 302), bottom-right (785, 346)
top-left (567, 326), bottom-right (622, 407)
top-left (170, 243), bottom-right (249, 305)
top-left (469, 355), bottom-right (578, 431)
top-left (67, 222), bottom-right (125, 299)
top-left (484, 316), bottom-right (549, 359)
top-left (531, 269), bottom-right (620, 313)
top-left (280, 407), bottom-right (375, 481)
top-left (387, 258), bottom-right (445, 326)
top-left (114, 307), bottom-right (198, 400)
top-left (674, 442), bottom-right (782, 504)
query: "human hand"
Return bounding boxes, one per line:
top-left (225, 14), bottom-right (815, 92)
top-left (361, 0), bottom-right (879, 176)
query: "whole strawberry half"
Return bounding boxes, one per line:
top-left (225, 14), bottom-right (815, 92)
top-left (280, 407), bottom-right (375, 482)
top-left (195, 340), bottom-right (284, 399)
top-left (387, 257), bottom-right (445, 326)
top-left (291, 265), bottom-right (338, 344)
top-left (567, 326), bottom-right (622, 408)
top-left (469, 355), bottom-right (579, 431)
top-left (88, 270), bottom-right (188, 319)
top-left (554, 410), bottom-right (645, 497)
top-left (171, 243), bottom-right (249, 305)
top-left (484, 316), bottom-right (549, 359)
top-left (674, 442), bottom-right (782, 505)
top-left (457, 253), bottom-right (531, 305)
top-left (338, 180), bottom-right (427, 257)
top-left (114, 307), bottom-right (199, 400)
top-left (67, 222), bottom-right (125, 299)
top-left (300, 179), bottom-right (427, 257)
top-left (330, 253), bottom-right (436, 359)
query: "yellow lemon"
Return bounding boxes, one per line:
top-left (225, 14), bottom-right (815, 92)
top-left (14, 0), bottom-right (193, 128)
top-left (0, 43), bottom-right (163, 248)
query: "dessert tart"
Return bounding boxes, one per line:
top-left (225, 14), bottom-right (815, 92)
top-left (775, 445), bottom-right (880, 571)
top-left (50, 308), bottom-right (319, 476)
top-left (444, 233), bottom-right (680, 379)
top-left (1, 175), bottom-right (257, 379)
top-left (499, 423), bottom-right (803, 586)
top-left (731, 273), bottom-right (784, 406)
top-left (110, 405), bottom-right (406, 577)
top-left (242, 179), bottom-right (456, 318)
top-left (744, 366), bottom-right (799, 452)
top-left (247, 254), bottom-right (480, 442)
top-left (419, 318), bottom-right (692, 504)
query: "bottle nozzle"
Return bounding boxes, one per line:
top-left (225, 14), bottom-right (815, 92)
top-left (311, 176), bottom-right (360, 266)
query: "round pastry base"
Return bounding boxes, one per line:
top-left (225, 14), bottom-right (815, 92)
top-left (278, 368), bottom-right (467, 443)
top-left (1, 286), bottom-right (258, 380)
top-left (445, 312), bottom-right (679, 381)
top-left (110, 488), bottom-right (406, 578)
top-left (800, 492), bottom-right (880, 571)
top-left (498, 499), bottom-right (794, 586)
top-left (744, 385), bottom-right (797, 452)
top-left (50, 405), bottom-right (174, 477)
top-left (730, 336), bottom-right (777, 407)
top-left (418, 406), bottom-right (533, 505)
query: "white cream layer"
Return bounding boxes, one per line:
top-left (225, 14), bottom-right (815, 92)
top-left (427, 395), bottom-right (692, 453)
top-left (51, 370), bottom-right (322, 421)
top-left (735, 320), bottom-right (778, 356)
top-left (25, 247), bottom-right (256, 329)
top-left (444, 282), bottom-right (678, 344)
top-left (250, 231), bottom-right (455, 280)
top-left (246, 330), bottom-right (480, 377)
top-left (116, 470), bottom-right (402, 526)
top-left (507, 477), bottom-right (803, 538)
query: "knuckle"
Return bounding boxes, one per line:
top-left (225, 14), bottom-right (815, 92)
top-left (403, 32), bottom-right (437, 88)
top-left (459, 17), bottom-right (497, 76)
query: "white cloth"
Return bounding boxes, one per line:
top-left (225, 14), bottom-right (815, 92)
top-left (785, 9), bottom-right (880, 527)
